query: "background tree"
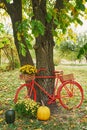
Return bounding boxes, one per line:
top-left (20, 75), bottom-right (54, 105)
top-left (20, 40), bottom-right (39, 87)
top-left (57, 32), bottom-right (87, 63)
top-left (59, 40), bottom-right (77, 61)
top-left (0, 35), bottom-right (19, 69)
top-left (77, 33), bottom-right (87, 62)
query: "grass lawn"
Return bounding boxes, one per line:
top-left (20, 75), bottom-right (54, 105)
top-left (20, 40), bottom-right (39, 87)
top-left (0, 64), bottom-right (87, 130)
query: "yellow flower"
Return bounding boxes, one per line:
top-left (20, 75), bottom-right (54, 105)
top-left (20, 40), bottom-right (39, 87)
top-left (20, 65), bottom-right (37, 75)
top-left (15, 98), bottom-right (40, 118)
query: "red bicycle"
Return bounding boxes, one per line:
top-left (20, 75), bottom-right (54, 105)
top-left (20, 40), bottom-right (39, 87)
top-left (14, 69), bottom-right (84, 109)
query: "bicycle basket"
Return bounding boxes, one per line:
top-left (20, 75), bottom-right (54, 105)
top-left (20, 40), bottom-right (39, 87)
top-left (62, 74), bottom-right (74, 81)
top-left (20, 74), bottom-right (35, 81)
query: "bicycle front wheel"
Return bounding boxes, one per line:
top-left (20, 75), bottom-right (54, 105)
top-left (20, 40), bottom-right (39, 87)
top-left (58, 81), bottom-right (84, 109)
top-left (14, 83), bottom-right (36, 103)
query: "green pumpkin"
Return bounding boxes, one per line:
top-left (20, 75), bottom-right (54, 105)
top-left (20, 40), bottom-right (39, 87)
top-left (5, 110), bottom-right (15, 124)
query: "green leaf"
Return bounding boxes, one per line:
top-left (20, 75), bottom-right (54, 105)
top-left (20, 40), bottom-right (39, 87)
top-left (31, 20), bottom-right (45, 37)
top-left (77, 48), bottom-right (84, 59)
top-left (6, 0), bottom-right (11, 3)
top-left (26, 39), bottom-right (32, 50)
top-left (21, 48), bottom-right (26, 57)
top-left (0, 43), bottom-right (4, 48)
top-left (46, 13), bottom-right (52, 23)
top-left (0, 23), bottom-right (4, 34)
top-left (19, 43), bottom-right (26, 56)
top-left (76, 18), bottom-right (83, 25)
top-left (54, 18), bottom-right (59, 26)
top-left (84, 43), bottom-right (87, 50)
top-left (79, 4), bottom-right (85, 11)
top-left (52, 30), bottom-right (58, 37)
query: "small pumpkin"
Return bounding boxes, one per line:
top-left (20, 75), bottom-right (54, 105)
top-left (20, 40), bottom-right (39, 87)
top-left (37, 101), bottom-right (50, 120)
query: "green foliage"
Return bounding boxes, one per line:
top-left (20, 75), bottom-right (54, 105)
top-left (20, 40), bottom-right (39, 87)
top-left (31, 20), bottom-right (45, 37)
top-left (16, 19), bottom-right (34, 56)
top-left (46, 7), bottom-right (55, 23)
top-left (51, 0), bottom-right (86, 34)
top-left (0, 23), bottom-right (4, 34)
top-left (76, 0), bottom-right (85, 11)
top-left (6, 0), bottom-right (12, 3)
top-left (76, 33), bottom-right (87, 60)
top-left (0, 37), bottom-right (11, 50)
top-left (60, 41), bottom-right (75, 51)
top-left (14, 99), bottom-right (40, 118)
top-left (1, 37), bottom-right (10, 45)
top-left (58, 40), bottom-right (78, 61)
top-left (17, 19), bottom-right (29, 33)
top-left (46, 12), bottom-right (53, 23)
top-left (77, 43), bottom-right (87, 59)
top-left (76, 18), bottom-right (83, 25)
top-left (1, 0), bottom-right (87, 59)
top-left (0, 34), bottom-right (19, 70)
top-left (0, 43), bottom-right (4, 48)
top-left (19, 42), bottom-right (26, 57)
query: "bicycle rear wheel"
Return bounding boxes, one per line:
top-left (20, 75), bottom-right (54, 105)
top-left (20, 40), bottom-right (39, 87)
top-left (58, 81), bottom-right (83, 109)
top-left (14, 83), bottom-right (36, 103)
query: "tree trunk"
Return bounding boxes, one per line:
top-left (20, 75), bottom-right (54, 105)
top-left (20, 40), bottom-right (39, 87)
top-left (4, 0), bottom-right (34, 66)
top-left (32, 0), bottom-right (58, 113)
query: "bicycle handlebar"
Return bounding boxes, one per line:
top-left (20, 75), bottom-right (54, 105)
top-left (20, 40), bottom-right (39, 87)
top-left (37, 68), bottom-right (63, 75)
top-left (37, 68), bottom-right (47, 73)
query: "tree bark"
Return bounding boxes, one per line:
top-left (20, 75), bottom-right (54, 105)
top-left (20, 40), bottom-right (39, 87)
top-left (31, 0), bottom-right (58, 113)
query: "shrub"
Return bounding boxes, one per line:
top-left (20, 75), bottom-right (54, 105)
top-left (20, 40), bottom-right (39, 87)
top-left (14, 98), bottom-right (40, 118)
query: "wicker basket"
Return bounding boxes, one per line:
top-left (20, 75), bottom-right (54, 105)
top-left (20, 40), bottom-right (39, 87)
top-left (20, 74), bottom-right (35, 81)
top-left (62, 74), bottom-right (74, 81)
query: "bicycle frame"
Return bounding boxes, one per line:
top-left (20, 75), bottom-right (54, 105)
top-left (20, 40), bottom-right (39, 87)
top-left (31, 74), bottom-right (62, 104)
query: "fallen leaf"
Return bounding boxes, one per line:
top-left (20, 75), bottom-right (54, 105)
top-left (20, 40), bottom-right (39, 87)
top-left (0, 118), bottom-right (4, 122)
top-left (54, 123), bottom-right (57, 126)
top-left (43, 122), bottom-right (48, 125)
top-left (0, 110), bottom-right (4, 115)
top-left (30, 119), bottom-right (34, 123)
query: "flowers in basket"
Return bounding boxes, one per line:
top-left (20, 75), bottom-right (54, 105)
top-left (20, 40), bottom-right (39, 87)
top-left (20, 64), bottom-right (37, 75)
top-left (19, 65), bottom-right (37, 81)
top-left (14, 98), bottom-right (40, 118)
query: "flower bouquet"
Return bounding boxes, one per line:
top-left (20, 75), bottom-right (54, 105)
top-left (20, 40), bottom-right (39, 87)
top-left (19, 64), bottom-right (37, 81)
top-left (14, 98), bottom-right (39, 118)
